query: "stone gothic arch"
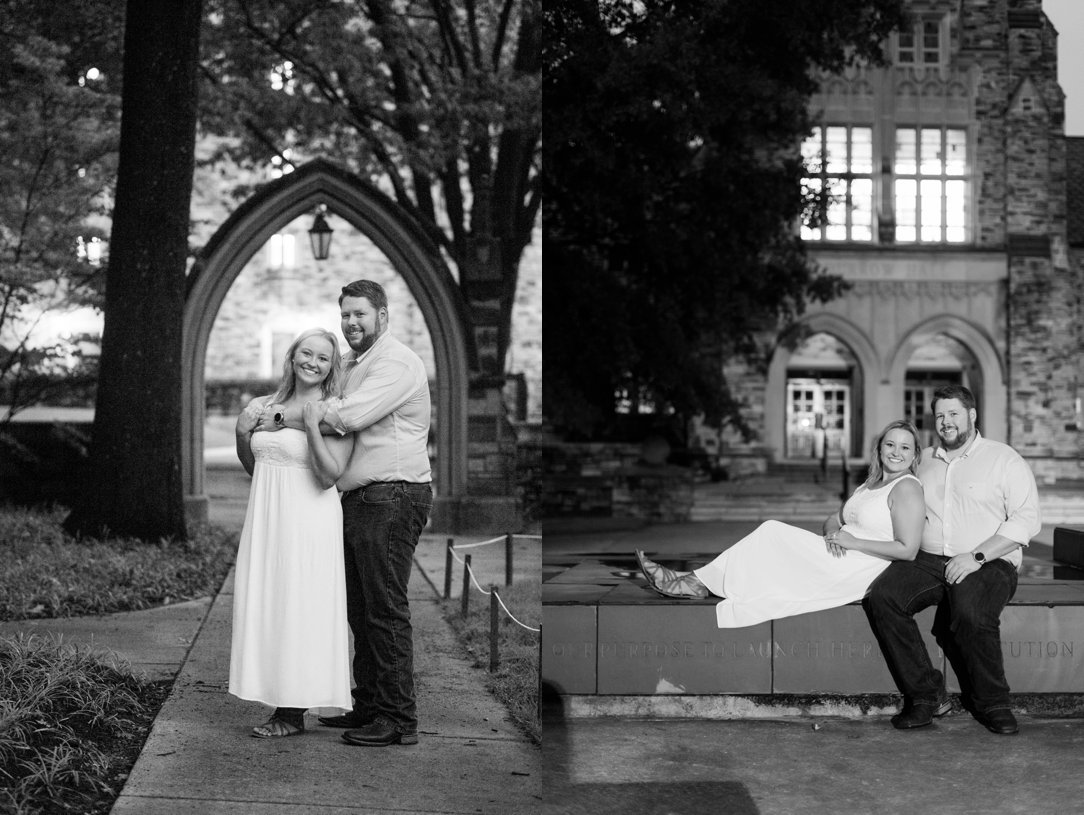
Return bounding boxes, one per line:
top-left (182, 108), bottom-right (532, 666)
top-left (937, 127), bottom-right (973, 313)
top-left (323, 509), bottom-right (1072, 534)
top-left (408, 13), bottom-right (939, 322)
top-left (887, 314), bottom-right (1007, 442)
top-left (766, 313), bottom-right (880, 462)
top-left (182, 159), bottom-right (475, 526)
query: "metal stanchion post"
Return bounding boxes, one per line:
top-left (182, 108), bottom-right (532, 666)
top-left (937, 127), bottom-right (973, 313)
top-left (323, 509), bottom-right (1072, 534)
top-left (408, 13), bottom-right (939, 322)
top-left (444, 537), bottom-right (454, 599)
top-left (505, 533), bottom-right (514, 587)
top-left (461, 554), bottom-right (472, 616)
top-left (489, 586), bottom-right (500, 672)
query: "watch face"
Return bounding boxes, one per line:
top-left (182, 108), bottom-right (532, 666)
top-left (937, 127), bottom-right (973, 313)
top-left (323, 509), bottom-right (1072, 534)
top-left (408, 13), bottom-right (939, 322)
top-left (974, 552), bottom-right (985, 563)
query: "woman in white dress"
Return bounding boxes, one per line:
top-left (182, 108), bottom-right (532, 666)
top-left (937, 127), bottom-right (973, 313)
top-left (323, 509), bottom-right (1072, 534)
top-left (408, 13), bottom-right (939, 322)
top-left (230, 327), bottom-right (354, 738)
top-left (636, 420), bottom-right (926, 629)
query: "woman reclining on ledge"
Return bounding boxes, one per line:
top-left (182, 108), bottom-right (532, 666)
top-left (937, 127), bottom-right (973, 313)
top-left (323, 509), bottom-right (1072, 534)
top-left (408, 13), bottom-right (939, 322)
top-left (636, 420), bottom-right (925, 629)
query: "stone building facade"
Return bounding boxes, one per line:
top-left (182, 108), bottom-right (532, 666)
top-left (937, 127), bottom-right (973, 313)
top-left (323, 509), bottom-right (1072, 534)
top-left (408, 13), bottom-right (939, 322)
top-left (699, 0), bottom-right (1084, 486)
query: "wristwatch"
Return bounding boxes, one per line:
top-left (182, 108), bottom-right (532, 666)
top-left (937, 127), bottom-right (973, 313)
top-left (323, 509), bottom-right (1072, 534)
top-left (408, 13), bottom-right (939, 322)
top-left (973, 551), bottom-right (986, 565)
top-left (273, 411), bottom-right (285, 428)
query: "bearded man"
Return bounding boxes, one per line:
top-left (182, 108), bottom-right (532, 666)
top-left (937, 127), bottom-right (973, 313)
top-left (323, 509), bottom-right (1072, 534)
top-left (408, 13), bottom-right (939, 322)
top-left (864, 384), bottom-right (1040, 736)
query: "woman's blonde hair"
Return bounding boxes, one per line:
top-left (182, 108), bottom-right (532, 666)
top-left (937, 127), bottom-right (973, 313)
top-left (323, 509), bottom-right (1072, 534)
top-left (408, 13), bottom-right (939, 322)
top-left (864, 419), bottom-right (923, 488)
top-left (271, 328), bottom-right (343, 403)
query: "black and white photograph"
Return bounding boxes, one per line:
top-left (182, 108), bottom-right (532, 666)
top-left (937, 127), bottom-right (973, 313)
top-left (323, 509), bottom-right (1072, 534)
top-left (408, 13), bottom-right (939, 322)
top-left (543, 0), bottom-right (1084, 813)
top-left (0, 1), bottom-right (541, 812)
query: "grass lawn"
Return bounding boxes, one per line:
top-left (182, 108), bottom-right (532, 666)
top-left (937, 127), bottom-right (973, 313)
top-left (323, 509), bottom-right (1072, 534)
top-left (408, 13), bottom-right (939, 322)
top-left (438, 535), bottom-right (541, 744)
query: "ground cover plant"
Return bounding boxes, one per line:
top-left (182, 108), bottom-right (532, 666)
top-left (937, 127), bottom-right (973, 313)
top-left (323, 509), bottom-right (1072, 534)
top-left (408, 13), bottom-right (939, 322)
top-left (0, 505), bottom-right (237, 813)
top-left (0, 505), bottom-right (237, 619)
top-left (0, 635), bottom-right (170, 815)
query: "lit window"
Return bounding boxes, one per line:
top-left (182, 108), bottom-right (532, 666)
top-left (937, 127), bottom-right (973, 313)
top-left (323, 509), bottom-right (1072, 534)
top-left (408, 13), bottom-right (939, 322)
top-left (76, 236), bottom-right (105, 266)
top-left (894, 127), bottom-right (969, 243)
top-left (270, 61), bottom-right (296, 94)
top-left (801, 126), bottom-right (874, 242)
top-left (267, 234), bottom-right (296, 269)
top-left (898, 19), bottom-right (943, 66)
top-left (614, 383), bottom-right (657, 415)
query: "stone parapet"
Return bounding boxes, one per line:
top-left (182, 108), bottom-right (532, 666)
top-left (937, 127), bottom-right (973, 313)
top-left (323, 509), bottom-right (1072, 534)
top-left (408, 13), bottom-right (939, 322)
top-left (544, 557), bottom-right (1084, 700)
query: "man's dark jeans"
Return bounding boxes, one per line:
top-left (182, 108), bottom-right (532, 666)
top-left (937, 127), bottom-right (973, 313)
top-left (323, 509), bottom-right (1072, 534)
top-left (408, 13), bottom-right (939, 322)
top-left (342, 481), bottom-right (432, 734)
top-left (864, 550), bottom-right (1018, 714)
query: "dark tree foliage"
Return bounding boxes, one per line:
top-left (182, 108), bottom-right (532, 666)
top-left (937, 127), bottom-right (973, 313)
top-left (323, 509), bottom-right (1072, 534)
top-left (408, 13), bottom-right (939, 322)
top-left (0, 2), bottom-right (122, 423)
top-left (198, 0), bottom-right (541, 364)
top-left (64, 0), bottom-right (203, 540)
top-left (544, 0), bottom-right (907, 439)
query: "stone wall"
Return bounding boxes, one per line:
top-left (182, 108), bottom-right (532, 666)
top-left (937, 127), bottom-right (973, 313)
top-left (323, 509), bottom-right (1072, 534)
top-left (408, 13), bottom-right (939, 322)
top-left (542, 441), bottom-right (695, 523)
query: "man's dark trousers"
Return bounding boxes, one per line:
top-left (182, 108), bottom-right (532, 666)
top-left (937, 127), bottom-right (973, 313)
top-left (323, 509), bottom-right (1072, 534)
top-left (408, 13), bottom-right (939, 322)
top-left (865, 550), bottom-right (1018, 713)
top-left (342, 481), bottom-right (433, 734)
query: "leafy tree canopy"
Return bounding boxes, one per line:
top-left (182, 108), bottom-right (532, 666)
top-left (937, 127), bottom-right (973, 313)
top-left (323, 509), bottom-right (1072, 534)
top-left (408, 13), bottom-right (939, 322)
top-left (0, 2), bottom-right (122, 420)
top-left (544, 0), bottom-right (907, 439)
top-left (198, 0), bottom-right (541, 359)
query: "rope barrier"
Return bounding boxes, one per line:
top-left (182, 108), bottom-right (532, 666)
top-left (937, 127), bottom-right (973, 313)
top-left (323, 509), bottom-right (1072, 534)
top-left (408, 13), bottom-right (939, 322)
top-left (449, 533), bottom-right (540, 549)
top-left (451, 536), bottom-right (506, 549)
top-left (446, 536), bottom-right (540, 633)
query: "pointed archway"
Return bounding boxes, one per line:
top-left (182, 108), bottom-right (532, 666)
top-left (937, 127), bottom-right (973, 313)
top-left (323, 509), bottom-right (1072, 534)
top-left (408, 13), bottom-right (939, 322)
top-left (182, 159), bottom-right (475, 528)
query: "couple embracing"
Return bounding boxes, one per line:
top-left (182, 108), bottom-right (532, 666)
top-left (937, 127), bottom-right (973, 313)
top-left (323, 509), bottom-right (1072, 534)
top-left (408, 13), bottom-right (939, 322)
top-left (637, 385), bottom-right (1041, 735)
top-left (229, 279), bottom-right (431, 747)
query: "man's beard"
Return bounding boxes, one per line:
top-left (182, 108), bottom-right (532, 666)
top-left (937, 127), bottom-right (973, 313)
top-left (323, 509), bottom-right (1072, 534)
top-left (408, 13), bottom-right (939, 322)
top-left (938, 419), bottom-right (973, 450)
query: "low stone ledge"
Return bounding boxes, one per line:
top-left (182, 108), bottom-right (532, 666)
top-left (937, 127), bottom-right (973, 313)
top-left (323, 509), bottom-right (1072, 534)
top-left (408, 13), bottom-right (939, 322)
top-left (543, 558), bottom-right (1084, 698)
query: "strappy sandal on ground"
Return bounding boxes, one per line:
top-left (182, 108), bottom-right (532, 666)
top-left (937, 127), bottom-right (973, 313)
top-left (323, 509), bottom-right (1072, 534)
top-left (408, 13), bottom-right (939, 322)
top-left (634, 549), bottom-right (711, 599)
top-left (251, 716), bottom-right (305, 739)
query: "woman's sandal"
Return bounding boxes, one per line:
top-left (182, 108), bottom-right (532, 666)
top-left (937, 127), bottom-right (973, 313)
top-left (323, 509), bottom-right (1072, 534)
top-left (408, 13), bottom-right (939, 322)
top-left (635, 549), bottom-right (711, 599)
top-left (251, 716), bottom-right (305, 739)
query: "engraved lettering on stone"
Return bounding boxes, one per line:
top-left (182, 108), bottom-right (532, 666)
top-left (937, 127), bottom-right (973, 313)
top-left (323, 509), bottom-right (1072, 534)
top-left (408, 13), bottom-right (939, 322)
top-left (1002, 640), bottom-right (1074, 658)
top-left (550, 642), bottom-right (595, 658)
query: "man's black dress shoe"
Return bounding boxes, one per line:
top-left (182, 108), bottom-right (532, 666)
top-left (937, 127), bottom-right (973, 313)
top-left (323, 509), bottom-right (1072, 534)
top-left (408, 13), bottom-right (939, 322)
top-left (891, 702), bottom-right (936, 729)
top-left (318, 712), bottom-right (374, 728)
top-left (974, 708), bottom-right (1018, 735)
top-left (341, 721), bottom-right (419, 746)
top-left (890, 693), bottom-right (951, 728)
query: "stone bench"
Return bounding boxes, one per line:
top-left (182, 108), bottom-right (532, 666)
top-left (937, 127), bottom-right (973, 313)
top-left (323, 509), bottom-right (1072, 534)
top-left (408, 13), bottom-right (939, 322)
top-left (542, 554), bottom-right (1084, 699)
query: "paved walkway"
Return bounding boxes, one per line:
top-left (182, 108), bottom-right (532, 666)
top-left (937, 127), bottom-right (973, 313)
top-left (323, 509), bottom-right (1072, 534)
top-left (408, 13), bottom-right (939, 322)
top-left (542, 516), bottom-right (1084, 815)
top-left (2, 466), bottom-right (542, 814)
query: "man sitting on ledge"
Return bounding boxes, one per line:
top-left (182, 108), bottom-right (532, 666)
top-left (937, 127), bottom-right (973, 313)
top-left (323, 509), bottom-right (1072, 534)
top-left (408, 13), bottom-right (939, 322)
top-left (864, 385), bottom-right (1041, 736)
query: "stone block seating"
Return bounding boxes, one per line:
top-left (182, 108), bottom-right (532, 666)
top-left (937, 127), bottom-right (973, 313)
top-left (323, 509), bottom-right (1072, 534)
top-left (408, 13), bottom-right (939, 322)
top-left (543, 530), bottom-right (1084, 701)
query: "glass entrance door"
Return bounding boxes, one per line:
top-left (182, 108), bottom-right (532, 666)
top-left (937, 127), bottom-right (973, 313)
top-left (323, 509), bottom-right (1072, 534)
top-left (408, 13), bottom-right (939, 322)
top-left (786, 378), bottom-right (850, 459)
top-left (904, 372), bottom-right (962, 448)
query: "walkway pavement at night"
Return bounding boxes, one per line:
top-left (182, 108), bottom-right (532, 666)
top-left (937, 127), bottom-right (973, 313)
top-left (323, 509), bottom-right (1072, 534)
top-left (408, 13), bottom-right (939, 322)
top-left (541, 489), bottom-right (1084, 815)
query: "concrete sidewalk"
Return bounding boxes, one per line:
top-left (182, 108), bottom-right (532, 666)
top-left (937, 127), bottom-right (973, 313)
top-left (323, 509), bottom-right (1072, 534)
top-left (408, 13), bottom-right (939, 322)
top-left (2, 534), bottom-right (542, 814)
top-left (111, 543), bottom-right (541, 815)
top-left (541, 518), bottom-right (1084, 815)
top-left (539, 709), bottom-right (1084, 815)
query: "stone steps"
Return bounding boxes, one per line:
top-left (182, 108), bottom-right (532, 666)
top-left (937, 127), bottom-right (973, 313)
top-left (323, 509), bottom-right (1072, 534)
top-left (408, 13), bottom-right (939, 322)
top-left (690, 485), bottom-right (1084, 524)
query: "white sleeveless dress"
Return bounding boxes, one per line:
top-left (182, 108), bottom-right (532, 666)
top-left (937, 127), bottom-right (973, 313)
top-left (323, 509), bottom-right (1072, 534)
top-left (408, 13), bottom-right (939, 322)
top-left (693, 474), bottom-right (921, 628)
top-left (229, 428), bottom-right (352, 708)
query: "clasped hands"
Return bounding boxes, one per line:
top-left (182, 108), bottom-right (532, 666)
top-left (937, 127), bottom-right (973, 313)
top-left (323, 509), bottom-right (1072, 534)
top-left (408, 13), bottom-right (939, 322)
top-left (824, 529), bottom-right (857, 559)
top-left (239, 401), bottom-right (329, 435)
top-left (943, 552), bottom-right (982, 584)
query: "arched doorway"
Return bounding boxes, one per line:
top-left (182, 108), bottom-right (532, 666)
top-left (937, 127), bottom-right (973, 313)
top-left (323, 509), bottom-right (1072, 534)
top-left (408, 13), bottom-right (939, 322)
top-left (900, 333), bottom-right (981, 448)
top-left (182, 159), bottom-right (475, 526)
top-left (888, 315), bottom-right (1006, 444)
top-left (766, 315), bottom-right (879, 464)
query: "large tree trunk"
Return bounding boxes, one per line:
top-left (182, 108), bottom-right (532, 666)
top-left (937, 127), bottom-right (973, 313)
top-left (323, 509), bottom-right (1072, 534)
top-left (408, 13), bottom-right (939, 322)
top-left (65, 0), bottom-right (202, 540)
